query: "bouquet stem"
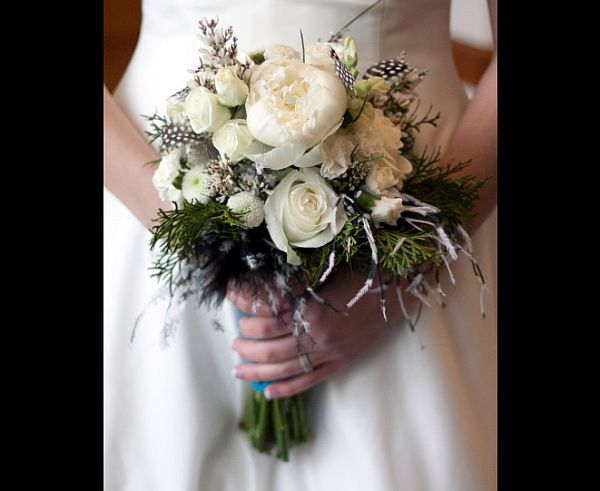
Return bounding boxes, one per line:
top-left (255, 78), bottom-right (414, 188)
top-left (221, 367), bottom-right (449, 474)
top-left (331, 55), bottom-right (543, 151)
top-left (242, 390), bottom-right (311, 461)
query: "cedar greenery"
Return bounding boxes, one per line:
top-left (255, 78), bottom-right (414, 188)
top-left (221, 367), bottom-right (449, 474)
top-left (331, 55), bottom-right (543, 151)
top-left (150, 199), bottom-right (244, 292)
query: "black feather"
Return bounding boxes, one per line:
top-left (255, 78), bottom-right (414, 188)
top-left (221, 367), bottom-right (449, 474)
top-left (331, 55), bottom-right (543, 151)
top-left (363, 59), bottom-right (408, 80)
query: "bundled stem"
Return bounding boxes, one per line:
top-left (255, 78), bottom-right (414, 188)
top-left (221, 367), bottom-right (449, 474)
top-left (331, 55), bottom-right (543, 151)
top-left (242, 390), bottom-right (311, 461)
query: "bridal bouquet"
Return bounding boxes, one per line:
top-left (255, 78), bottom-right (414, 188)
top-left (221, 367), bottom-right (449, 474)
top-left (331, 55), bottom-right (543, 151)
top-left (145, 1), bottom-right (485, 462)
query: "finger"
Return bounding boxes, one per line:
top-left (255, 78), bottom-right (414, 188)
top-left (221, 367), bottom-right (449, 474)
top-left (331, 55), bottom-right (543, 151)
top-left (226, 289), bottom-right (273, 316)
top-left (226, 289), bottom-right (291, 316)
top-left (263, 359), bottom-right (346, 399)
top-left (232, 351), bottom-right (329, 382)
top-left (239, 314), bottom-right (293, 339)
top-left (232, 335), bottom-right (310, 363)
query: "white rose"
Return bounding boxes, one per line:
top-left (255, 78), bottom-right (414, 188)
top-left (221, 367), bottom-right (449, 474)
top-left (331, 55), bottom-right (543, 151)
top-left (152, 148), bottom-right (183, 202)
top-left (371, 196), bottom-right (405, 226)
top-left (305, 42), bottom-right (344, 76)
top-left (215, 67), bottom-right (249, 107)
top-left (264, 44), bottom-right (301, 61)
top-left (264, 168), bottom-right (347, 265)
top-left (320, 129), bottom-right (356, 179)
top-left (212, 119), bottom-right (264, 162)
top-left (227, 192), bottom-right (265, 228)
top-left (245, 59), bottom-right (347, 150)
top-left (184, 86), bottom-right (231, 134)
top-left (181, 166), bottom-right (215, 204)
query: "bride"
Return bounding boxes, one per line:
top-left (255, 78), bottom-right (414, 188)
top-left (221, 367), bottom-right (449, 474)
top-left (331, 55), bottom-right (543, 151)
top-left (104, 0), bottom-right (497, 489)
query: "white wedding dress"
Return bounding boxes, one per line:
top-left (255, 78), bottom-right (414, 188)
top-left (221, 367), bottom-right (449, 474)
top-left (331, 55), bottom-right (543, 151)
top-left (104, 1), bottom-right (497, 489)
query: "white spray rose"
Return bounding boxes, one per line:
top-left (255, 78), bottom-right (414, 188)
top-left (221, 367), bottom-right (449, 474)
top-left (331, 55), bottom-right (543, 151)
top-left (245, 59), bottom-right (347, 150)
top-left (166, 100), bottom-right (187, 124)
top-left (319, 129), bottom-right (356, 179)
top-left (184, 86), bottom-right (231, 134)
top-left (365, 163), bottom-right (401, 197)
top-left (371, 196), bottom-right (405, 226)
top-left (152, 148), bottom-right (184, 206)
top-left (305, 42), bottom-right (344, 76)
top-left (215, 67), bottom-right (249, 107)
top-left (264, 168), bottom-right (347, 265)
top-left (227, 191), bottom-right (265, 228)
top-left (212, 119), bottom-right (264, 162)
top-left (264, 44), bottom-right (301, 61)
top-left (181, 166), bottom-right (215, 204)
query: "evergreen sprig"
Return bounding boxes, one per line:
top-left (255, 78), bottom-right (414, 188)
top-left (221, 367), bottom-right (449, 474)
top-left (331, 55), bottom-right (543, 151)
top-left (150, 199), bottom-right (243, 288)
top-left (143, 113), bottom-right (170, 145)
top-left (404, 148), bottom-right (487, 230)
top-left (376, 229), bottom-right (438, 276)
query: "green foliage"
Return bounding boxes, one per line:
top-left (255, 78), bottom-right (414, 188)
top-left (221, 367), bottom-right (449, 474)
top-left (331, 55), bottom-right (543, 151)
top-left (376, 229), bottom-right (438, 276)
top-left (404, 148), bottom-right (487, 230)
top-left (296, 212), bottom-right (442, 283)
top-left (172, 170), bottom-right (185, 190)
top-left (143, 113), bottom-right (170, 145)
top-left (149, 199), bottom-right (243, 288)
top-left (296, 213), bottom-right (366, 286)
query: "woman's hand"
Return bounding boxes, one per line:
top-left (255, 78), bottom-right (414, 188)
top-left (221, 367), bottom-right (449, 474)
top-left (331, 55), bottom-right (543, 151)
top-left (227, 270), bottom-right (405, 399)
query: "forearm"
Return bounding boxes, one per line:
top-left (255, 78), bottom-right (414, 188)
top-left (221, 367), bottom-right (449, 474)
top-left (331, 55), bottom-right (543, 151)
top-left (104, 85), bottom-right (168, 229)
top-left (443, 56), bottom-right (497, 231)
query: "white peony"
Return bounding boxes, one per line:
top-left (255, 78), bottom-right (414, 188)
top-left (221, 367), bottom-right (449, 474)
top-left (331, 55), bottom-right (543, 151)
top-left (264, 168), bottom-right (347, 265)
top-left (184, 86), bottom-right (231, 134)
top-left (212, 119), bottom-right (265, 162)
top-left (152, 148), bottom-right (184, 206)
top-left (319, 129), bottom-right (356, 179)
top-left (305, 42), bottom-right (344, 76)
top-left (181, 166), bottom-right (215, 204)
top-left (227, 191), bottom-right (265, 228)
top-left (215, 67), bottom-right (249, 107)
top-left (371, 196), bottom-right (405, 226)
top-left (263, 44), bottom-right (301, 61)
top-left (245, 59), bottom-right (347, 150)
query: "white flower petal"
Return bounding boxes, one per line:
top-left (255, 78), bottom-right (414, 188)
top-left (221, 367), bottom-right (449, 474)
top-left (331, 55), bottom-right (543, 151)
top-left (246, 143), bottom-right (307, 170)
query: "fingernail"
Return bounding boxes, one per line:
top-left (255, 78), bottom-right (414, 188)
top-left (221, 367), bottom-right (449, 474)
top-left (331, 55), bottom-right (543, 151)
top-left (231, 338), bottom-right (238, 349)
top-left (231, 367), bottom-right (243, 379)
top-left (264, 388), bottom-right (277, 399)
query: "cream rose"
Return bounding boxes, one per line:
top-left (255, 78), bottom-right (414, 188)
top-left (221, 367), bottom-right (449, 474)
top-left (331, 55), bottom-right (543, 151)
top-left (215, 67), bottom-right (249, 108)
top-left (319, 129), bottom-right (356, 179)
top-left (212, 119), bottom-right (264, 162)
top-left (264, 168), bottom-right (347, 265)
top-left (184, 86), bottom-right (231, 134)
top-left (245, 59), bottom-right (347, 150)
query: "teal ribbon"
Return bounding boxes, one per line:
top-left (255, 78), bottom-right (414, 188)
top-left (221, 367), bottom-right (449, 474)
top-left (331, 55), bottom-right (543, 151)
top-left (233, 307), bottom-right (273, 392)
